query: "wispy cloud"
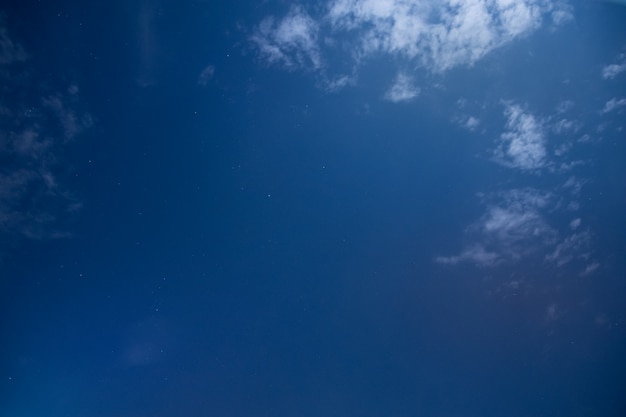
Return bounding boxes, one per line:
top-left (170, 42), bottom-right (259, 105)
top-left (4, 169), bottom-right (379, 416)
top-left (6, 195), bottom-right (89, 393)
top-left (0, 21), bottom-right (27, 65)
top-left (0, 20), bottom-right (91, 243)
top-left (323, 73), bottom-right (357, 92)
top-left (581, 261), bottom-right (600, 276)
top-left (250, 0), bottom-right (571, 93)
top-left (562, 176), bottom-right (586, 196)
top-left (551, 118), bottom-right (580, 135)
top-left (437, 188), bottom-right (557, 266)
top-left (42, 88), bottom-right (93, 140)
top-left (601, 97), bottom-right (626, 113)
top-left (602, 52), bottom-right (626, 79)
top-left (464, 116), bottom-right (481, 131)
top-left (197, 64), bottom-right (215, 86)
top-left (384, 72), bottom-right (419, 102)
top-left (435, 244), bottom-right (500, 266)
top-left (251, 6), bottom-right (321, 70)
top-left (480, 188), bottom-right (556, 252)
top-left (453, 114), bottom-right (481, 131)
top-left (436, 185), bottom-right (598, 274)
top-left (545, 230), bottom-right (591, 266)
top-left (494, 103), bottom-right (547, 171)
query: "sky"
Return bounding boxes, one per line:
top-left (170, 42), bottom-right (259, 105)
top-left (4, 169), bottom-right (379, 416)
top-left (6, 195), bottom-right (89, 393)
top-left (1, 1), bottom-right (625, 416)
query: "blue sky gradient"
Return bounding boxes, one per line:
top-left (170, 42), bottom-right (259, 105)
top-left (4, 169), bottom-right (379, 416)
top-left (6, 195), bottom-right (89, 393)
top-left (1, 1), bottom-right (626, 416)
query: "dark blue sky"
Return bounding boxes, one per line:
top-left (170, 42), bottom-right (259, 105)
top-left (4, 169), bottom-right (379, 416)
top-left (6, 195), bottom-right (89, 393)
top-left (1, 1), bottom-right (626, 416)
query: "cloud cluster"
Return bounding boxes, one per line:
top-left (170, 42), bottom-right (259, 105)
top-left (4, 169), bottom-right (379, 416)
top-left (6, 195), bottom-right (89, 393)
top-left (251, 0), bottom-right (571, 90)
top-left (249, 4), bottom-right (599, 275)
top-left (437, 101), bottom-right (598, 274)
top-left (0, 21), bottom-right (91, 243)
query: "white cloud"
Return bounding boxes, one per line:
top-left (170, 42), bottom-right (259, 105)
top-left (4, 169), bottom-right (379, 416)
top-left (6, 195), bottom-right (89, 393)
top-left (326, 0), bottom-right (562, 72)
top-left (562, 176), bottom-right (585, 195)
top-left (480, 189), bottom-right (555, 250)
top-left (602, 63), bottom-right (626, 79)
top-left (322, 73), bottom-right (357, 92)
top-left (437, 187), bottom-right (595, 271)
top-left (436, 188), bottom-right (557, 266)
top-left (494, 104), bottom-right (547, 171)
top-left (384, 72), bottom-right (420, 102)
top-left (602, 97), bottom-right (626, 113)
top-left (551, 118), bottom-right (580, 135)
top-left (455, 114), bottom-right (481, 131)
top-left (602, 52), bottom-right (626, 79)
top-left (251, 6), bottom-right (321, 70)
top-left (251, 0), bottom-right (571, 86)
top-left (556, 159), bottom-right (585, 173)
top-left (464, 116), bottom-right (480, 130)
